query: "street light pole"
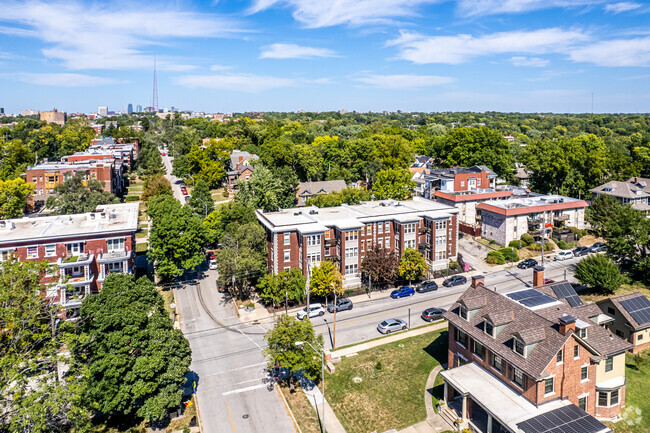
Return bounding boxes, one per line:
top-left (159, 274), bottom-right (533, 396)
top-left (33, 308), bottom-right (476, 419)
top-left (295, 341), bottom-right (325, 433)
top-left (332, 282), bottom-right (337, 349)
top-left (188, 174), bottom-right (196, 189)
top-left (194, 197), bottom-right (209, 217)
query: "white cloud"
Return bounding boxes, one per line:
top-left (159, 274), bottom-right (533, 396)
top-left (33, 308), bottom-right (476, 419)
top-left (0, 1), bottom-right (244, 70)
top-left (569, 37), bottom-right (650, 66)
top-left (509, 56), bottom-right (549, 67)
top-left (210, 64), bottom-right (232, 71)
top-left (260, 43), bottom-right (339, 59)
top-left (456, 0), bottom-right (606, 16)
top-left (249, 0), bottom-right (438, 28)
top-left (604, 2), bottom-right (641, 13)
top-left (16, 73), bottom-right (124, 87)
top-left (352, 73), bottom-right (455, 88)
top-left (390, 28), bottom-right (589, 64)
top-left (175, 73), bottom-right (329, 93)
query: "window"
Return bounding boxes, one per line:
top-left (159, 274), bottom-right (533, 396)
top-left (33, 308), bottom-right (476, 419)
top-left (616, 329), bottom-right (625, 338)
top-left (32, 176), bottom-right (37, 183)
top-left (344, 263), bottom-right (358, 275)
top-left (284, 234), bottom-right (290, 245)
top-left (106, 238), bottom-right (124, 252)
top-left (385, 222), bottom-right (390, 233)
top-left (66, 243), bottom-right (83, 255)
top-left (435, 250), bottom-right (446, 260)
top-left (284, 250), bottom-right (290, 261)
top-left (577, 327), bottom-right (587, 338)
top-left (404, 223), bottom-right (416, 234)
top-left (460, 181), bottom-right (465, 187)
top-left (454, 328), bottom-right (468, 347)
top-left (473, 341), bottom-right (485, 360)
top-left (0, 249), bottom-right (15, 262)
top-left (605, 357), bottom-right (613, 372)
top-left (106, 262), bottom-right (123, 273)
top-left (581, 366), bottom-right (588, 381)
top-left (345, 231), bottom-right (358, 241)
top-left (578, 396), bottom-right (587, 411)
top-left (345, 247), bottom-right (358, 258)
top-left (514, 338), bottom-right (525, 356)
top-left (485, 321), bottom-right (494, 337)
top-left (307, 252), bottom-right (320, 264)
top-left (639, 334), bottom-right (644, 341)
top-left (435, 220), bottom-right (447, 231)
top-left (490, 353), bottom-right (503, 373)
top-left (27, 246), bottom-right (39, 259)
top-left (610, 390), bottom-right (619, 405)
top-left (436, 234), bottom-right (445, 246)
top-left (574, 345), bottom-right (579, 359)
top-left (405, 239), bottom-right (415, 249)
top-left (544, 378), bottom-right (554, 395)
top-left (46, 175), bottom-right (56, 183)
top-left (598, 392), bottom-right (608, 407)
top-left (556, 350), bottom-right (563, 364)
top-left (378, 223), bottom-right (383, 234)
top-left (512, 368), bottom-right (525, 388)
top-left (469, 178), bottom-right (477, 188)
top-left (306, 235), bottom-right (321, 246)
top-left (45, 244), bottom-right (56, 257)
top-left (324, 230), bottom-right (330, 240)
top-left (459, 305), bottom-right (468, 320)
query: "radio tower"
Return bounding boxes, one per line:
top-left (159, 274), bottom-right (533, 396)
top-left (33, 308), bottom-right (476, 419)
top-left (152, 56), bottom-right (159, 112)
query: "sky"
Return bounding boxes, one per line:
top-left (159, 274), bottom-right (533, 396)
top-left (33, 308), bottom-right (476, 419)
top-left (1, 0), bottom-right (650, 114)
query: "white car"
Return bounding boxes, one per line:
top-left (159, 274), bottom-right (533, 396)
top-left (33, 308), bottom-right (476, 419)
top-left (209, 259), bottom-right (218, 270)
top-left (554, 251), bottom-right (574, 261)
top-left (297, 303), bottom-right (325, 320)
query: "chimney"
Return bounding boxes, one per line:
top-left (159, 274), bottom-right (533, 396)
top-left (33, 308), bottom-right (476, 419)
top-left (634, 177), bottom-right (639, 183)
top-left (471, 275), bottom-right (485, 288)
top-left (558, 314), bottom-right (577, 335)
top-left (533, 265), bottom-right (545, 287)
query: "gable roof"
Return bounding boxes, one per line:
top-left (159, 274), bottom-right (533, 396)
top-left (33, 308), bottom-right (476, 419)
top-left (590, 178), bottom-right (650, 200)
top-left (600, 291), bottom-right (650, 331)
top-left (297, 180), bottom-right (347, 198)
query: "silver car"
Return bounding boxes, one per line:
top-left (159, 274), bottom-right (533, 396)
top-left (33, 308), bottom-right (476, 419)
top-left (377, 318), bottom-right (407, 334)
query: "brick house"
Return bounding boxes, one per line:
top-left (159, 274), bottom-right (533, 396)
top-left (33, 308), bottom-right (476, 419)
top-left (0, 203), bottom-right (139, 319)
top-left (255, 197), bottom-right (459, 288)
top-left (226, 150), bottom-right (258, 196)
top-left (440, 270), bottom-right (630, 432)
top-left (597, 292), bottom-right (650, 353)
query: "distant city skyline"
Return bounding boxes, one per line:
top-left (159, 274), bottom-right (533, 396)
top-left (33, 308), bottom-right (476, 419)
top-left (1, 0), bottom-right (650, 114)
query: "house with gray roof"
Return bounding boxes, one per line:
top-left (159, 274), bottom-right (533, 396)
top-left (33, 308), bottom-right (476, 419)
top-left (296, 180), bottom-right (347, 205)
top-left (597, 292), bottom-right (650, 354)
top-left (590, 177), bottom-right (650, 217)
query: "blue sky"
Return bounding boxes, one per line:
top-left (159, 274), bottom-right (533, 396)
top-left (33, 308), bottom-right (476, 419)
top-left (1, 0), bottom-right (649, 114)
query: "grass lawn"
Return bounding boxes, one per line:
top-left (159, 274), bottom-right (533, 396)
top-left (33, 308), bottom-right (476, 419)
top-left (325, 329), bottom-right (448, 433)
top-left (135, 243), bottom-right (148, 254)
top-left (280, 385), bottom-right (323, 433)
top-left (136, 228), bottom-right (148, 239)
top-left (603, 352), bottom-right (650, 433)
top-left (580, 282), bottom-right (650, 303)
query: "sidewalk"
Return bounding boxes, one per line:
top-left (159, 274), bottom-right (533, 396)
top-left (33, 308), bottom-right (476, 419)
top-left (302, 381), bottom-right (347, 433)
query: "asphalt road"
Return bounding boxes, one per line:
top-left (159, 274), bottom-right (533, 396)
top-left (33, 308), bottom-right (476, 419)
top-left (161, 151), bottom-right (188, 203)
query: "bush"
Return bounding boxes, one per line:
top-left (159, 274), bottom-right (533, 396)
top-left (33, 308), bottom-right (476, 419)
top-left (568, 226), bottom-right (587, 239)
top-left (489, 240), bottom-right (497, 245)
top-left (528, 242), bottom-right (555, 252)
top-left (486, 251), bottom-right (506, 265)
top-left (520, 233), bottom-right (534, 247)
top-left (498, 247), bottom-right (520, 262)
top-left (555, 239), bottom-right (569, 250)
top-left (575, 254), bottom-right (622, 294)
top-left (508, 240), bottom-right (522, 249)
top-left (449, 260), bottom-right (462, 271)
top-left (125, 195), bottom-right (140, 202)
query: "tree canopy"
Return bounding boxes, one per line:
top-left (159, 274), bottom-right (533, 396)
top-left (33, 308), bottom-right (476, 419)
top-left (575, 255), bottom-right (622, 294)
top-left (47, 172), bottom-right (119, 214)
top-left (398, 248), bottom-right (429, 284)
top-left (216, 222), bottom-right (267, 298)
top-left (258, 268), bottom-right (306, 306)
top-left (309, 260), bottom-right (344, 299)
top-left (0, 178), bottom-right (34, 218)
top-left (188, 179), bottom-right (214, 216)
top-left (373, 168), bottom-right (415, 201)
top-left (360, 244), bottom-right (399, 288)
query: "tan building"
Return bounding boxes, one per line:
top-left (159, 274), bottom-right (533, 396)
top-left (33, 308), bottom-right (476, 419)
top-left (597, 292), bottom-right (650, 353)
top-left (40, 108), bottom-right (67, 126)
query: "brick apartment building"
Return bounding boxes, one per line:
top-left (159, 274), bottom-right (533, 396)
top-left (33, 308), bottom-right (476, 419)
top-left (0, 203), bottom-right (139, 318)
top-left (86, 137), bottom-right (139, 166)
top-left (440, 269), bottom-right (629, 433)
top-left (255, 197), bottom-right (459, 288)
top-left (40, 108), bottom-right (67, 126)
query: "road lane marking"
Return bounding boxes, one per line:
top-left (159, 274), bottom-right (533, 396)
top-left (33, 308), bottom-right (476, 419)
top-left (201, 361), bottom-right (267, 378)
top-left (223, 383), bottom-right (268, 396)
top-left (238, 329), bottom-right (263, 350)
top-left (225, 401), bottom-right (238, 432)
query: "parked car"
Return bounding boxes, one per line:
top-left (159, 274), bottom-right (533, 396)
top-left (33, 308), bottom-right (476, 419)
top-left (391, 286), bottom-right (415, 298)
top-left (297, 303), bottom-right (325, 320)
top-left (161, 152), bottom-right (166, 156)
top-left (181, 189), bottom-right (188, 196)
top-left (443, 275), bottom-right (467, 287)
top-left (573, 246), bottom-right (589, 257)
top-left (327, 298), bottom-right (353, 313)
top-left (208, 259), bottom-right (218, 270)
top-left (517, 258), bottom-right (538, 269)
top-left (421, 307), bottom-right (446, 322)
top-left (589, 242), bottom-right (607, 253)
top-left (416, 281), bottom-right (438, 293)
top-left (377, 318), bottom-right (407, 334)
top-left (554, 251), bottom-right (574, 261)
top-left (206, 251), bottom-right (215, 261)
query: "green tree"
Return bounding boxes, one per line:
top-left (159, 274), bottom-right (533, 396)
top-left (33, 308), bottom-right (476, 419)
top-left (585, 194), bottom-right (622, 236)
top-left (399, 247), bottom-right (429, 285)
top-left (360, 244), bottom-right (399, 288)
top-left (305, 188), bottom-right (371, 208)
top-left (373, 168), bottom-right (415, 200)
top-left (235, 165), bottom-right (297, 212)
top-left (141, 173), bottom-right (173, 202)
top-left (58, 119), bottom-right (94, 156)
top-left (47, 172), bottom-right (118, 214)
top-left (0, 178), bottom-right (34, 218)
top-left (203, 201), bottom-right (256, 244)
top-left (0, 139), bottom-right (34, 180)
top-left (189, 179), bottom-right (214, 216)
top-left (258, 268), bottom-right (306, 306)
top-left (148, 195), bottom-right (210, 280)
top-left (263, 315), bottom-right (324, 381)
top-left (79, 274), bottom-right (191, 421)
top-left (309, 260), bottom-right (344, 300)
top-left (574, 255), bottom-right (622, 294)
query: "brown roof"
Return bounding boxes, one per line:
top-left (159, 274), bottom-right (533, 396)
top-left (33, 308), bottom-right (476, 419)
top-left (461, 295), bottom-right (487, 310)
top-left (515, 327), bottom-right (546, 345)
top-left (600, 291), bottom-right (650, 331)
top-left (483, 311), bottom-right (514, 326)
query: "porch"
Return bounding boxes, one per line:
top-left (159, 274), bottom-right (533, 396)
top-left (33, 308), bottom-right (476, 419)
top-left (97, 250), bottom-right (132, 281)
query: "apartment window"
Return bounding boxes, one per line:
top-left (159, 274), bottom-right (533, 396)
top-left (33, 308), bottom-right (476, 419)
top-left (436, 234), bottom-right (445, 246)
top-left (284, 234), bottom-right (290, 245)
top-left (598, 393), bottom-right (608, 407)
top-left (344, 231), bottom-right (358, 241)
top-left (639, 334), bottom-right (644, 341)
top-left (577, 328), bottom-right (587, 338)
top-left (0, 249), bottom-right (15, 262)
top-left (284, 250), bottom-right (290, 262)
top-left (45, 244), bottom-right (56, 257)
top-left (26, 246), bottom-right (39, 259)
top-left (435, 220), bottom-right (447, 230)
top-left (46, 175), bottom-right (56, 183)
top-left (544, 378), bottom-right (554, 395)
top-left (472, 341), bottom-right (486, 360)
top-left (307, 252), bottom-right (320, 264)
top-left (106, 238), bottom-right (125, 252)
top-left (460, 181), bottom-right (465, 187)
top-left (469, 178), bottom-right (477, 188)
top-left (404, 223), bottom-right (416, 234)
top-left (385, 222), bottom-right (390, 233)
top-left (405, 239), bottom-right (415, 249)
top-left (345, 247), bottom-right (358, 258)
top-left (39, 176), bottom-right (43, 182)
top-left (454, 328), bottom-right (468, 347)
top-left (106, 262), bottom-right (123, 273)
top-left (306, 235), bottom-right (321, 246)
top-left (32, 176), bottom-right (37, 183)
top-left (578, 396), bottom-right (587, 411)
top-left (344, 263), bottom-right (358, 275)
top-left (512, 368), bottom-right (525, 388)
top-left (485, 321), bottom-right (494, 337)
top-left (459, 305), bottom-right (468, 320)
top-left (581, 366), bottom-right (588, 381)
top-left (556, 350), bottom-right (563, 364)
top-left (605, 357), bottom-right (613, 372)
top-left (66, 243), bottom-right (83, 255)
top-left (611, 390), bottom-right (619, 405)
top-left (324, 230), bottom-right (330, 240)
top-left (378, 223), bottom-right (383, 234)
top-left (574, 345), bottom-right (579, 359)
top-left (39, 189), bottom-right (43, 195)
top-left (435, 251), bottom-right (446, 260)
top-left (514, 338), bottom-right (526, 356)
top-left (490, 353), bottom-right (503, 373)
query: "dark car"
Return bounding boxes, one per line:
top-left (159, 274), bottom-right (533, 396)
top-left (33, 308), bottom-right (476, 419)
top-left (517, 258), bottom-right (538, 269)
top-left (327, 298), bottom-right (353, 313)
top-left (416, 281), bottom-right (439, 293)
top-left (589, 242), bottom-right (607, 253)
top-left (421, 307), bottom-right (446, 322)
top-left (573, 246), bottom-right (589, 257)
top-left (390, 286), bottom-right (415, 299)
top-left (443, 275), bottom-right (467, 287)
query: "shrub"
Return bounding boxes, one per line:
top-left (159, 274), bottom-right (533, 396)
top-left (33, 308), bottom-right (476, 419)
top-left (568, 226), bottom-right (587, 239)
top-left (489, 240), bottom-right (497, 245)
top-left (575, 254), bottom-right (622, 294)
top-left (508, 240), bottom-right (522, 249)
top-left (498, 247), bottom-right (520, 262)
top-left (125, 195), bottom-right (140, 202)
top-left (486, 251), bottom-right (506, 265)
top-left (528, 242), bottom-right (555, 252)
top-left (520, 233), bottom-right (534, 247)
top-left (555, 239), bottom-right (569, 250)
top-left (449, 260), bottom-right (462, 271)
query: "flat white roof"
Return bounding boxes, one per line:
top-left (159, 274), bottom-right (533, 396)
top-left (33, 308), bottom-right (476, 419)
top-left (0, 203), bottom-right (139, 245)
top-left (483, 194), bottom-right (584, 210)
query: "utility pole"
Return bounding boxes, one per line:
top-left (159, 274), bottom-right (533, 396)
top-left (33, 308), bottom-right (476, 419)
top-left (332, 282), bottom-right (337, 349)
top-left (285, 291), bottom-right (288, 315)
top-left (305, 259), bottom-right (311, 321)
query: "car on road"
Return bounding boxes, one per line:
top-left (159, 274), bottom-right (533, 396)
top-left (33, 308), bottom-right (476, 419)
top-left (181, 188), bottom-right (188, 195)
top-left (554, 251), bottom-right (574, 261)
top-left (573, 246), bottom-right (589, 257)
top-left (391, 286), bottom-right (415, 298)
top-left (162, 152), bottom-right (166, 156)
top-left (327, 298), bottom-right (353, 313)
top-left (416, 281), bottom-right (439, 293)
top-left (590, 242), bottom-right (607, 253)
top-left (443, 275), bottom-right (467, 287)
top-left (206, 251), bottom-right (215, 261)
top-left (377, 318), bottom-right (407, 334)
top-left (297, 303), bottom-right (325, 320)
top-left (208, 259), bottom-right (218, 270)
top-left (517, 258), bottom-right (538, 269)
top-left (421, 307), bottom-right (446, 322)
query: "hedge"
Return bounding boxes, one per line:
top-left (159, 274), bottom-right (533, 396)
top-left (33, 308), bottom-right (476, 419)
top-left (520, 233), bottom-right (534, 246)
top-left (498, 247), bottom-right (520, 262)
top-left (125, 195), bottom-right (140, 202)
top-left (555, 239), bottom-right (569, 250)
top-left (486, 250), bottom-right (506, 265)
top-left (509, 240), bottom-right (523, 249)
top-left (528, 242), bottom-right (555, 252)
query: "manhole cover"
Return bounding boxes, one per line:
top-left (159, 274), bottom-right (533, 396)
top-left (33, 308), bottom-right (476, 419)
top-left (353, 377), bottom-right (363, 383)
top-left (242, 414), bottom-right (249, 419)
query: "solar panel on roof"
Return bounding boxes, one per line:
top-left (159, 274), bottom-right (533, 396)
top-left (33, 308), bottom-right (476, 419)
top-left (517, 405), bottom-right (609, 433)
top-left (506, 289), bottom-right (558, 308)
top-left (551, 282), bottom-right (584, 307)
top-left (620, 295), bottom-right (650, 326)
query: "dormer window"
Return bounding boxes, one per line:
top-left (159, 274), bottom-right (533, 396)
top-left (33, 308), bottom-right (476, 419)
top-left (459, 305), bottom-right (468, 320)
top-left (485, 320), bottom-right (495, 337)
top-left (514, 338), bottom-right (526, 357)
top-left (577, 327), bottom-right (587, 338)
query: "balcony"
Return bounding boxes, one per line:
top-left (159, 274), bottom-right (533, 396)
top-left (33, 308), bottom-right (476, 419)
top-left (529, 215), bottom-right (545, 224)
top-left (59, 285), bottom-right (91, 308)
top-left (97, 250), bottom-right (132, 263)
top-left (325, 238), bottom-right (337, 247)
top-left (58, 253), bottom-right (94, 268)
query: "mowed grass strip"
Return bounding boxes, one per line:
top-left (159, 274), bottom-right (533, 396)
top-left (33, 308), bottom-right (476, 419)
top-left (326, 329), bottom-right (448, 433)
top-left (605, 352), bottom-right (650, 433)
top-left (280, 385), bottom-right (323, 433)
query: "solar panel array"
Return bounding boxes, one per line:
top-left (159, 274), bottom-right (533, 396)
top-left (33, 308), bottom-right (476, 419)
top-left (620, 295), bottom-right (650, 326)
top-left (551, 282), bottom-right (584, 307)
top-left (517, 404), bottom-right (609, 433)
top-left (506, 289), bottom-right (558, 308)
